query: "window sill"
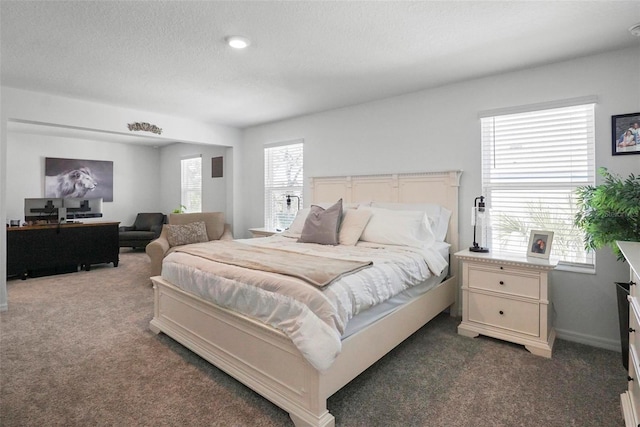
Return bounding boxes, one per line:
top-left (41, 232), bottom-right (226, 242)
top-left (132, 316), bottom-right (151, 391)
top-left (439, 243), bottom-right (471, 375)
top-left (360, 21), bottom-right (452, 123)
top-left (554, 261), bottom-right (596, 275)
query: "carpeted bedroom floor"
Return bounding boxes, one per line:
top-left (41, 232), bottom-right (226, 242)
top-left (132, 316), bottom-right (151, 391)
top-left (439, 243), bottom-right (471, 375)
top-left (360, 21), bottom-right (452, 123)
top-left (0, 249), bottom-right (626, 426)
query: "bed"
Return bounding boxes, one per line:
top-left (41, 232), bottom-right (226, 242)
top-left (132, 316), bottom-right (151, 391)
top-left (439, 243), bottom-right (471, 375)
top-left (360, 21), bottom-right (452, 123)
top-left (149, 170), bottom-right (462, 427)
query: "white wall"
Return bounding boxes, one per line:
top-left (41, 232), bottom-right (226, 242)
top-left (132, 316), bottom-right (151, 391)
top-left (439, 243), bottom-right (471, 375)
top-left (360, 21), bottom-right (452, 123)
top-left (159, 143), bottom-right (231, 222)
top-left (6, 133), bottom-right (162, 226)
top-left (2, 88), bottom-right (239, 147)
top-left (239, 46), bottom-right (640, 351)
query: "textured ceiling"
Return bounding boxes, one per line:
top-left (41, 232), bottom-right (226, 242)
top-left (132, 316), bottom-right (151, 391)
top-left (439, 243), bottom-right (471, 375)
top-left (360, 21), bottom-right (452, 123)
top-left (2, 1), bottom-right (639, 129)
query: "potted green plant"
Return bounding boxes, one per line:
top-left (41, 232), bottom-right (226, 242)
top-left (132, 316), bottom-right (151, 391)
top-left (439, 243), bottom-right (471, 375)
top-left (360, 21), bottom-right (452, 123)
top-left (574, 167), bottom-right (640, 260)
top-left (574, 167), bottom-right (640, 369)
top-left (172, 205), bottom-right (186, 214)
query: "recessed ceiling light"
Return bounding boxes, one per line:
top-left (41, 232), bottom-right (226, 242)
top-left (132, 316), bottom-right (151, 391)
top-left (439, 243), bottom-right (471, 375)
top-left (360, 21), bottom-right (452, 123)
top-left (629, 23), bottom-right (640, 37)
top-left (225, 36), bottom-right (251, 49)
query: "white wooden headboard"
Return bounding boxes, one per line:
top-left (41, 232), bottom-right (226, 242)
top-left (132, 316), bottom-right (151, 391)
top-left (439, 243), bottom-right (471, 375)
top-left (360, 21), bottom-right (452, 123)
top-left (310, 170), bottom-right (463, 254)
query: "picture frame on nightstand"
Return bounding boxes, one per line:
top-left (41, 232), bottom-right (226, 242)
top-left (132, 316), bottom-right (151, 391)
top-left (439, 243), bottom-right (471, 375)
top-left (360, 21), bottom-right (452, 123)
top-left (527, 230), bottom-right (554, 259)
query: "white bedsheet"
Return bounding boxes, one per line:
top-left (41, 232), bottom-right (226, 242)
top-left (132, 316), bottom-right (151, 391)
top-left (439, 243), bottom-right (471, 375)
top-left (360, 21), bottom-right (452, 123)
top-left (161, 235), bottom-right (448, 371)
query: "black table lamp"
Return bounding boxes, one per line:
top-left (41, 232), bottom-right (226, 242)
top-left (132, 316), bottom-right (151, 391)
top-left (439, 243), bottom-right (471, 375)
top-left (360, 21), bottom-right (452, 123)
top-left (470, 196), bottom-right (489, 253)
top-left (286, 195), bottom-right (300, 210)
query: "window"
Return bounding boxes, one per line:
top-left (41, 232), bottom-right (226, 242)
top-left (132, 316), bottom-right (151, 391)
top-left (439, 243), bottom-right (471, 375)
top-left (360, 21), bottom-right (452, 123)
top-left (264, 140), bottom-right (303, 230)
top-left (480, 100), bottom-right (595, 265)
top-left (181, 156), bottom-right (202, 213)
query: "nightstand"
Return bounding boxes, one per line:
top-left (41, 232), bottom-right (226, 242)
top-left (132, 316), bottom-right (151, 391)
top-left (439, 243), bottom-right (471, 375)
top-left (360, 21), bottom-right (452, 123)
top-left (456, 249), bottom-right (556, 358)
top-left (248, 227), bottom-right (281, 238)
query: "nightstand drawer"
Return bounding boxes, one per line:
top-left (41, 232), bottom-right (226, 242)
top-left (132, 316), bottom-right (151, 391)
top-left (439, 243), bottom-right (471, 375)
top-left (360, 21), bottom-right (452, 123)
top-left (631, 297), bottom-right (640, 352)
top-left (468, 266), bottom-right (540, 299)
top-left (633, 271), bottom-right (640, 299)
top-left (468, 292), bottom-right (540, 337)
top-left (629, 347), bottom-right (640, 423)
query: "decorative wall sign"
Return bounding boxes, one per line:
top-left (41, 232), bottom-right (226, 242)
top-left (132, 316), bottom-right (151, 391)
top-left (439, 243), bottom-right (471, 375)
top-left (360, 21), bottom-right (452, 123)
top-left (127, 122), bottom-right (163, 135)
top-left (612, 112), bottom-right (640, 156)
top-left (45, 157), bottom-right (114, 202)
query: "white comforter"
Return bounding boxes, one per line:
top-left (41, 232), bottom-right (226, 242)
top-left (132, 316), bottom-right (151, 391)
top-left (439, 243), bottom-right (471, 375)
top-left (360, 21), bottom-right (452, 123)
top-left (161, 235), bottom-right (448, 371)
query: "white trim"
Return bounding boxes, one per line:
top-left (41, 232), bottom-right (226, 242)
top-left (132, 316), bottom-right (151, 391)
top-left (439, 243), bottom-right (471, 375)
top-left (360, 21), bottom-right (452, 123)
top-left (478, 95), bottom-right (598, 118)
top-left (555, 261), bottom-right (596, 275)
top-left (263, 138), bottom-right (304, 149)
top-left (555, 327), bottom-right (620, 352)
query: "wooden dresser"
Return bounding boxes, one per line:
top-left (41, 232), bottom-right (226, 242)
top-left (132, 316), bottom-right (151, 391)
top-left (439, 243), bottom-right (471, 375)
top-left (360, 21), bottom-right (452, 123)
top-left (456, 249), bottom-right (556, 358)
top-left (7, 222), bottom-right (119, 279)
top-left (618, 241), bottom-right (640, 426)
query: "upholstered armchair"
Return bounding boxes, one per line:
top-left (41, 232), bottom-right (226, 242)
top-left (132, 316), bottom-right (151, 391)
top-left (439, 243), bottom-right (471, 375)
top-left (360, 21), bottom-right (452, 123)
top-left (146, 212), bottom-right (233, 277)
top-left (118, 213), bottom-right (166, 249)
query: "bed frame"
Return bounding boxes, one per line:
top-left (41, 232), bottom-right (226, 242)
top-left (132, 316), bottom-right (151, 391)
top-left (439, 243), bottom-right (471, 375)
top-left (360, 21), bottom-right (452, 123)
top-left (150, 170), bottom-right (462, 427)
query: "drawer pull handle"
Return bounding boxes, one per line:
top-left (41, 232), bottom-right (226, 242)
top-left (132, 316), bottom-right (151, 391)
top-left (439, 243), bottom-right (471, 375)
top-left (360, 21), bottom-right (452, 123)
top-left (499, 281), bottom-right (505, 285)
top-left (629, 376), bottom-right (634, 382)
top-left (630, 327), bottom-right (636, 333)
top-left (631, 281), bottom-right (637, 286)
top-left (500, 266), bottom-right (504, 270)
top-left (499, 310), bottom-right (504, 315)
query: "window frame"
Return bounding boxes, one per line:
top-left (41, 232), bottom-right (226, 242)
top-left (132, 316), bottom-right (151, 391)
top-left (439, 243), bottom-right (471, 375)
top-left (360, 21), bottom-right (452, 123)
top-left (264, 140), bottom-right (304, 231)
top-left (479, 98), bottom-right (596, 269)
top-left (180, 155), bottom-right (202, 213)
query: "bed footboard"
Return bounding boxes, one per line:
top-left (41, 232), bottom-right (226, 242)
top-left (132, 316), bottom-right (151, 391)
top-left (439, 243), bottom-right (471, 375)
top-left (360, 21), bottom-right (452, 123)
top-left (150, 274), bottom-right (457, 426)
top-left (150, 276), bottom-right (334, 427)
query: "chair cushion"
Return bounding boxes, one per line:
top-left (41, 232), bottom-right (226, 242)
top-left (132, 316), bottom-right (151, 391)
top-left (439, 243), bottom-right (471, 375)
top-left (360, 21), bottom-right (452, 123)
top-left (119, 230), bottom-right (157, 240)
top-left (133, 213), bottom-right (165, 231)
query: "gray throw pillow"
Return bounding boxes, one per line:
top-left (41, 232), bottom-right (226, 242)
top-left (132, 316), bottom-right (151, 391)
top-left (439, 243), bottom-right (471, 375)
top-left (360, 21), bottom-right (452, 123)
top-left (298, 199), bottom-right (343, 245)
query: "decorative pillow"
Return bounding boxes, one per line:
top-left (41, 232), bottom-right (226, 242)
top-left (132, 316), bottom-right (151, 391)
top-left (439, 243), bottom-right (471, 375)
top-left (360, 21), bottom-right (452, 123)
top-left (339, 208), bottom-right (373, 245)
top-left (298, 199), bottom-right (343, 245)
top-left (370, 202), bottom-right (451, 242)
top-left (168, 212), bottom-right (225, 241)
top-left (166, 221), bottom-right (209, 247)
top-left (286, 208), bottom-right (311, 234)
top-left (358, 207), bottom-right (435, 248)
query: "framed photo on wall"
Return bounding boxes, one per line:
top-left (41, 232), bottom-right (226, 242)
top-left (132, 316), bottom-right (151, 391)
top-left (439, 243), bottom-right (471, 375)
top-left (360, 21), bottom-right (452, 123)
top-left (527, 230), bottom-right (554, 259)
top-left (45, 157), bottom-right (114, 202)
top-left (612, 112), bottom-right (640, 156)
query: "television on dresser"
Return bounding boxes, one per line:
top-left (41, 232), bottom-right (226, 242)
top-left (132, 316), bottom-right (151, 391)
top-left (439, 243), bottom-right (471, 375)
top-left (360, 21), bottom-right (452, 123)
top-left (63, 197), bottom-right (103, 219)
top-left (24, 197), bottom-right (103, 224)
top-left (24, 198), bottom-right (64, 222)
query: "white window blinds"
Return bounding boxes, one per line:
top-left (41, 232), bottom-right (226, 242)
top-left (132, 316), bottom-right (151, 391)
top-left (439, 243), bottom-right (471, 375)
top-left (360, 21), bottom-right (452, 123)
top-left (481, 102), bottom-right (595, 265)
top-left (264, 141), bottom-right (304, 230)
top-left (181, 156), bottom-right (202, 213)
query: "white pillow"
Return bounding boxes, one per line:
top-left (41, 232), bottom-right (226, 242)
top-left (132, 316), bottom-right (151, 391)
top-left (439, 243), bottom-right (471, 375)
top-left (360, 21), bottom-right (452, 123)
top-left (358, 207), bottom-right (435, 248)
top-left (370, 202), bottom-right (451, 242)
top-left (339, 208), bottom-right (372, 245)
top-left (285, 208), bottom-right (311, 234)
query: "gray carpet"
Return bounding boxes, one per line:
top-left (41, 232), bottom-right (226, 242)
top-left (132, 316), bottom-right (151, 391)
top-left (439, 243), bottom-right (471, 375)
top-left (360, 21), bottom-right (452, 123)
top-left (0, 250), bottom-right (626, 426)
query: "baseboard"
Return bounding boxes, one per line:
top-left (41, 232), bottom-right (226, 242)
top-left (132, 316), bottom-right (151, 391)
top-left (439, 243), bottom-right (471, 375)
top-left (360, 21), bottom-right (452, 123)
top-left (0, 302), bottom-right (7, 312)
top-left (555, 327), bottom-right (620, 352)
